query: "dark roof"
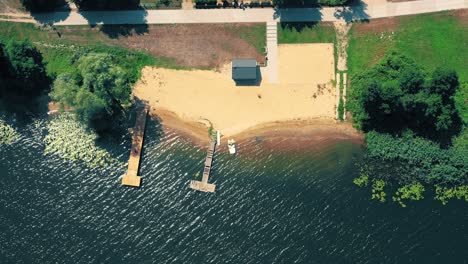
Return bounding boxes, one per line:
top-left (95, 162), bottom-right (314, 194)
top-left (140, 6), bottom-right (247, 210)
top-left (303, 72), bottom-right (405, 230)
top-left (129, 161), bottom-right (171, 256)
top-left (232, 59), bottom-right (257, 80)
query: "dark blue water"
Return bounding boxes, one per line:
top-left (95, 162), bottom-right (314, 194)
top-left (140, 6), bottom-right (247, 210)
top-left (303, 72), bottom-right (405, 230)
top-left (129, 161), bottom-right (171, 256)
top-left (0, 116), bottom-right (467, 264)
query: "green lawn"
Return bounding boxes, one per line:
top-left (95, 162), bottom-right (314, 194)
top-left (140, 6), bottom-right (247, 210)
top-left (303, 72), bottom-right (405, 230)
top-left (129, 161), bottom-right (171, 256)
top-left (278, 22), bottom-right (336, 44)
top-left (347, 11), bottom-right (468, 82)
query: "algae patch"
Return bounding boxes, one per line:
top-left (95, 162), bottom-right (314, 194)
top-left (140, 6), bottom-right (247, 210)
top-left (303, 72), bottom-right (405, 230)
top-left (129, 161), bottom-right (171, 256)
top-left (0, 119), bottom-right (20, 145)
top-left (44, 113), bottom-right (117, 167)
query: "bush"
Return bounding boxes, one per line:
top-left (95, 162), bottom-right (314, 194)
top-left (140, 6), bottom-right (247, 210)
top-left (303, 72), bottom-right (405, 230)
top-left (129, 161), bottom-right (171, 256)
top-left (365, 131), bottom-right (467, 185)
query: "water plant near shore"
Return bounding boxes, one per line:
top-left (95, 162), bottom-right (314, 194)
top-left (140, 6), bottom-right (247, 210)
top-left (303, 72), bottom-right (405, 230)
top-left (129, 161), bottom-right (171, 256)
top-left (435, 185), bottom-right (468, 205)
top-left (0, 119), bottom-right (20, 145)
top-left (392, 182), bottom-right (425, 208)
top-left (44, 113), bottom-right (117, 168)
top-left (353, 174), bottom-right (368, 187)
top-left (371, 180), bottom-right (386, 202)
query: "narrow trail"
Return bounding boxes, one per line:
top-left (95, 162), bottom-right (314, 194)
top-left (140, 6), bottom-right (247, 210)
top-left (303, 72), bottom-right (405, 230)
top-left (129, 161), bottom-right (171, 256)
top-left (333, 21), bottom-right (351, 121)
top-left (334, 21), bottom-right (352, 72)
top-left (0, 12), bottom-right (35, 23)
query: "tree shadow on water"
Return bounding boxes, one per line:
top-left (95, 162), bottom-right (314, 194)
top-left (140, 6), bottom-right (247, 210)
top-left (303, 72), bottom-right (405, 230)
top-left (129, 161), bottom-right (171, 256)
top-left (95, 97), bottom-right (164, 163)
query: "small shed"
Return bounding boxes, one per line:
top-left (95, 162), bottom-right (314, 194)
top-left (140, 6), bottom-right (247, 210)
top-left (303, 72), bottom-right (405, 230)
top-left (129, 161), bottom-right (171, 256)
top-left (232, 59), bottom-right (258, 81)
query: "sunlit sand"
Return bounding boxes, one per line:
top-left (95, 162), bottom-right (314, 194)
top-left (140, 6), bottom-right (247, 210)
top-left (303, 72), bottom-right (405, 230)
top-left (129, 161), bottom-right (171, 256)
top-left (134, 43), bottom-right (336, 137)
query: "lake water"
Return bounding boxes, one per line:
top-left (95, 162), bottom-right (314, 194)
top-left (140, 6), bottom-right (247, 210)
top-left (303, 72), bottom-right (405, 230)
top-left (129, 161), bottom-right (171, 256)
top-left (0, 116), bottom-right (467, 263)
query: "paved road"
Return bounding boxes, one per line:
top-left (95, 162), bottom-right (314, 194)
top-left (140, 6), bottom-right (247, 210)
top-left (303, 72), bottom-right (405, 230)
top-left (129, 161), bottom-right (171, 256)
top-left (30, 0), bottom-right (467, 26)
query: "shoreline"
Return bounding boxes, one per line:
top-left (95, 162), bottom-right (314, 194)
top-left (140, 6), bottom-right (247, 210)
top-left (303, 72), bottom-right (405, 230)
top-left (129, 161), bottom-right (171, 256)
top-left (151, 108), bottom-right (364, 151)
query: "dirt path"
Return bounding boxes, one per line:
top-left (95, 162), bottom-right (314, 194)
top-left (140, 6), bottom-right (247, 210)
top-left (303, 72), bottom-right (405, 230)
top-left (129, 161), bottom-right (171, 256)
top-left (0, 11), bottom-right (35, 23)
top-left (334, 21), bottom-right (351, 72)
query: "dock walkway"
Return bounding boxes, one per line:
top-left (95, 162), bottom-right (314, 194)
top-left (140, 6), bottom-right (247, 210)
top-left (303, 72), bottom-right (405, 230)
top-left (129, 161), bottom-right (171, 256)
top-left (190, 137), bottom-right (217, 193)
top-left (122, 106), bottom-right (148, 187)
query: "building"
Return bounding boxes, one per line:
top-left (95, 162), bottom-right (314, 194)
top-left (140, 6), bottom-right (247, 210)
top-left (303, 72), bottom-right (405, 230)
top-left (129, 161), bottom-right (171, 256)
top-left (232, 59), bottom-right (259, 85)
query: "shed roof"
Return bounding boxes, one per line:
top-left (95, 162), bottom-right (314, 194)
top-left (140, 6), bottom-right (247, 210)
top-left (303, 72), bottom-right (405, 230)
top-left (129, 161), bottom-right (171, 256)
top-left (232, 59), bottom-right (257, 80)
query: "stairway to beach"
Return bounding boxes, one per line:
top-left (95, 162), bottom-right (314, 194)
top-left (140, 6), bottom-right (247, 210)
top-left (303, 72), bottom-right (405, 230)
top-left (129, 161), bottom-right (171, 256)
top-left (266, 22), bottom-right (278, 83)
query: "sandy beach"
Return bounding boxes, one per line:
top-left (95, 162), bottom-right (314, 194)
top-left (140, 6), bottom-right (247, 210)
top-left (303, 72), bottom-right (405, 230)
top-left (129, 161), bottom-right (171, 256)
top-left (134, 43), bottom-right (343, 138)
top-left (154, 108), bottom-right (363, 151)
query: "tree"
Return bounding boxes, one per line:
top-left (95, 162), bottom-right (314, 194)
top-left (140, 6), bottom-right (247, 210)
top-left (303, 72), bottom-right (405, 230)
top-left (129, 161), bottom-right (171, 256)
top-left (0, 40), bottom-right (49, 98)
top-left (21, 0), bottom-right (63, 11)
top-left (50, 53), bottom-right (132, 132)
top-left (429, 67), bottom-right (459, 100)
top-left (73, 0), bottom-right (140, 10)
top-left (272, 0), bottom-right (345, 7)
top-left (348, 51), bottom-right (462, 142)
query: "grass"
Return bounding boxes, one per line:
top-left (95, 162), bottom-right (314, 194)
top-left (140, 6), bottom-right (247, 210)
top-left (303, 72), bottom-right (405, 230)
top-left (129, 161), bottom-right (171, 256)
top-left (347, 11), bottom-right (468, 82)
top-left (278, 22), bottom-right (336, 44)
top-left (227, 24), bottom-right (267, 54)
top-left (0, 21), bottom-right (183, 81)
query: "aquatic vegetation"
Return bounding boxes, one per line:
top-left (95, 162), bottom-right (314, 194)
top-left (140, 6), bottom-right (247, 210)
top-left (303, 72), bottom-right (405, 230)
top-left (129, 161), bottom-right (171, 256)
top-left (353, 174), bottom-right (369, 187)
top-left (392, 182), bottom-right (425, 208)
top-left (44, 113), bottom-right (117, 167)
top-left (435, 185), bottom-right (468, 205)
top-left (371, 180), bottom-right (386, 202)
top-left (0, 119), bottom-right (20, 145)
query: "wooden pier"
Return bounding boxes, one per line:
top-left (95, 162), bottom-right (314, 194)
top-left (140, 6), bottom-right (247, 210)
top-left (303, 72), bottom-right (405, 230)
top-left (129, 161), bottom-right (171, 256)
top-left (122, 107), bottom-right (148, 187)
top-left (190, 137), bottom-right (217, 193)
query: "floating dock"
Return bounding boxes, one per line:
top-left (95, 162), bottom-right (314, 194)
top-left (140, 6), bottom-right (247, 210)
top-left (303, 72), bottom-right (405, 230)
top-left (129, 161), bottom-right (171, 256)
top-left (190, 137), bottom-right (217, 193)
top-left (122, 107), bottom-right (148, 187)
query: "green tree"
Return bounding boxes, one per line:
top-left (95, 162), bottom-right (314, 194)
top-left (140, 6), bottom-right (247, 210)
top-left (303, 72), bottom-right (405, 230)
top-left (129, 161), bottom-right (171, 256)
top-left (50, 53), bottom-right (132, 132)
top-left (73, 0), bottom-right (140, 10)
top-left (349, 52), bottom-right (462, 142)
top-left (21, 0), bottom-right (63, 11)
top-left (272, 0), bottom-right (345, 7)
top-left (0, 40), bottom-right (49, 98)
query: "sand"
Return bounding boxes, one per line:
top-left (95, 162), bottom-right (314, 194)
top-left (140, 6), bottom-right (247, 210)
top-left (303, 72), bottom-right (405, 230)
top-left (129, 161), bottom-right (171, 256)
top-left (134, 43), bottom-right (341, 141)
